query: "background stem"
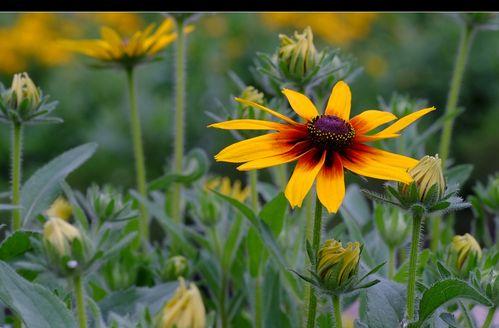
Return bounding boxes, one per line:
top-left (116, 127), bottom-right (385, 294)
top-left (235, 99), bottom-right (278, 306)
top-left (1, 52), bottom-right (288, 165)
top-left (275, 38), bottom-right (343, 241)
top-left (11, 123), bottom-right (23, 231)
top-left (73, 275), bottom-right (88, 328)
top-left (482, 307), bottom-right (496, 328)
top-left (306, 196), bottom-right (323, 328)
top-left (388, 247), bottom-right (396, 279)
top-left (172, 18), bottom-right (186, 224)
top-left (332, 294), bottom-right (342, 328)
top-left (126, 69), bottom-right (149, 247)
top-left (406, 213), bottom-right (423, 321)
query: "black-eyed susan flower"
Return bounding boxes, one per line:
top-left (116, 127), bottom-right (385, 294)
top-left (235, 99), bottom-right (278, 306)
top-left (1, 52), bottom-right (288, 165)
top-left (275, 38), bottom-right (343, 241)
top-left (61, 18), bottom-right (191, 69)
top-left (210, 81), bottom-right (435, 213)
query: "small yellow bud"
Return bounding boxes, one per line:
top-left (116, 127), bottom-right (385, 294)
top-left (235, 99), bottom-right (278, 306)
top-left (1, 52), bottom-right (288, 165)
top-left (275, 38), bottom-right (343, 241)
top-left (451, 233), bottom-right (482, 271)
top-left (240, 86), bottom-right (264, 106)
top-left (408, 155), bottom-right (446, 201)
top-left (10, 72), bottom-right (41, 110)
top-left (45, 197), bottom-right (73, 221)
top-left (278, 26), bottom-right (320, 79)
top-left (156, 277), bottom-right (206, 328)
top-left (317, 239), bottom-right (361, 290)
top-left (43, 217), bottom-right (81, 256)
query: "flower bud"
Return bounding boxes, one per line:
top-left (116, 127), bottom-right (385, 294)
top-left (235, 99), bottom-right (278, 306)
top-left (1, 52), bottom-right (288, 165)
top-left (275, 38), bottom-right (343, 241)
top-left (206, 176), bottom-right (250, 203)
top-left (238, 86), bottom-right (265, 117)
top-left (407, 155), bottom-right (445, 201)
top-left (278, 26), bottom-right (320, 80)
top-left (43, 217), bottom-right (81, 256)
top-left (374, 205), bottom-right (410, 249)
top-left (45, 197), bottom-right (73, 221)
top-left (317, 239), bottom-right (361, 291)
top-left (451, 233), bottom-right (482, 271)
top-left (156, 277), bottom-right (206, 328)
top-left (9, 72), bottom-right (41, 112)
top-left (162, 256), bottom-right (189, 281)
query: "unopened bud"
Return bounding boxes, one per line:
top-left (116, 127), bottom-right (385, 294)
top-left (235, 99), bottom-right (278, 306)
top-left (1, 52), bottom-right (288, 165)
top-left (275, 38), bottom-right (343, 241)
top-left (9, 72), bottom-right (41, 112)
top-left (162, 256), bottom-right (189, 281)
top-left (317, 239), bottom-right (361, 291)
top-left (278, 26), bottom-right (320, 80)
top-left (451, 233), bottom-right (482, 271)
top-left (407, 155), bottom-right (445, 201)
top-left (43, 217), bottom-right (81, 257)
top-left (45, 197), bottom-right (73, 221)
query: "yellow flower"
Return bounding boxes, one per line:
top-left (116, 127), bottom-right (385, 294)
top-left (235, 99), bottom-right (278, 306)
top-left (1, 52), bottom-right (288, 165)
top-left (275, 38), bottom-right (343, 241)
top-left (205, 176), bottom-right (250, 203)
top-left (261, 13), bottom-right (377, 46)
top-left (317, 239), bottom-right (361, 290)
top-left (61, 18), bottom-right (189, 68)
top-left (451, 233), bottom-right (482, 270)
top-left (43, 217), bottom-right (81, 256)
top-left (9, 72), bottom-right (41, 110)
top-left (156, 277), bottom-right (206, 328)
top-left (408, 155), bottom-right (446, 201)
top-left (45, 197), bottom-right (73, 221)
top-left (210, 81), bottom-right (435, 213)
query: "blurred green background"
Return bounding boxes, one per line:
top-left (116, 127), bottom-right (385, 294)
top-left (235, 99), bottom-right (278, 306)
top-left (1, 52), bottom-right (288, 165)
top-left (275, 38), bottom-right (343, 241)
top-left (0, 13), bottom-right (497, 197)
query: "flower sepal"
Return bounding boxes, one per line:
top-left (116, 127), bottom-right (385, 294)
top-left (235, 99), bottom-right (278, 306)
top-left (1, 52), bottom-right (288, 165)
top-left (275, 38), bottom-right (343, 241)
top-left (294, 240), bottom-right (383, 296)
top-left (0, 73), bottom-right (61, 125)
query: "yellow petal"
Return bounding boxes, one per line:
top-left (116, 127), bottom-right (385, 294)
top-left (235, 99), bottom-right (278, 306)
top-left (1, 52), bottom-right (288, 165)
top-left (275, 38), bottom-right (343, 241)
top-left (208, 119), bottom-right (288, 131)
top-left (316, 153), bottom-right (345, 213)
top-left (282, 88), bottom-right (319, 121)
top-left (325, 81), bottom-right (351, 120)
top-left (349, 110), bottom-right (397, 135)
top-left (234, 98), bottom-right (300, 126)
top-left (351, 144), bottom-right (419, 169)
top-left (285, 150), bottom-right (326, 208)
top-left (236, 141), bottom-right (311, 171)
top-left (100, 26), bottom-right (123, 48)
top-left (374, 107), bottom-right (436, 136)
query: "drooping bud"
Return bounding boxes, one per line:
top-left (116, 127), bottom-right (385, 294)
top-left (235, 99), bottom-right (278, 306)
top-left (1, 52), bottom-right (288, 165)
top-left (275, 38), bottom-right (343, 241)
top-left (374, 204), bottom-right (411, 249)
top-left (278, 26), bottom-right (320, 80)
top-left (45, 197), bottom-right (73, 221)
top-left (43, 217), bottom-right (81, 256)
top-left (317, 239), bottom-right (361, 292)
top-left (162, 256), bottom-right (189, 281)
top-left (156, 277), bottom-right (206, 328)
top-left (407, 155), bottom-right (446, 201)
top-left (451, 233), bottom-right (482, 271)
top-left (9, 72), bottom-right (41, 113)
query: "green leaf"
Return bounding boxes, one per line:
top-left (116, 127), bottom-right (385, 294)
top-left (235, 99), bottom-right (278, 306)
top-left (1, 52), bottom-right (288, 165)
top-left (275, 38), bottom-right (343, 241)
top-left (394, 249), bottom-right (431, 283)
top-left (259, 192), bottom-right (287, 237)
top-left (0, 230), bottom-right (39, 261)
top-left (445, 164), bottom-right (473, 187)
top-left (21, 143), bottom-right (97, 227)
top-left (213, 191), bottom-right (287, 270)
top-left (98, 282), bottom-right (178, 320)
top-left (0, 261), bottom-right (77, 328)
top-left (412, 279), bottom-right (492, 327)
top-left (360, 278), bottom-right (406, 328)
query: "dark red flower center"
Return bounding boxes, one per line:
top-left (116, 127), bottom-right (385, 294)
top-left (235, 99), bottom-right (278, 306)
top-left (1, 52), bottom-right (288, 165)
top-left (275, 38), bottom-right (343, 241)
top-left (307, 115), bottom-right (355, 149)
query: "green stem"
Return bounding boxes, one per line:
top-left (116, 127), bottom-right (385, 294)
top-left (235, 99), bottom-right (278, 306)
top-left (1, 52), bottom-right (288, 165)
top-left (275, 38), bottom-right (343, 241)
top-left (126, 69), bottom-right (149, 247)
top-left (11, 123), bottom-right (23, 231)
top-left (439, 24), bottom-right (475, 165)
top-left (388, 247), bottom-right (396, 280)
top-left (458, 301), bottom-right (475, 328)
top-left (306, 196), bottom-right (323, 328)
top-left (73, 275), bottom-right (88, 328)
top-left (249, 170), bottom-right (259, 213)
top-left (172, 18), bottom-right (186, 224)
top-left (332, 294), bottom-right (342, 328)
top-left (406, 213), bottom-right (423, 321)
top-left (254, 277), bottom-right (263, 328)
top-left (219, 271), bottom-right (228, 328)
top-left (430, 218), bottom-right (441, 252)
top-left (482, 307), bottom-right (496, 328)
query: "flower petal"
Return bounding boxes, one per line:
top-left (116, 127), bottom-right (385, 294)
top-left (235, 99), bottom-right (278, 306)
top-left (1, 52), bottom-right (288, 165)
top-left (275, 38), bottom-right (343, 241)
top-left (374, 107), bottom-right (436, 136)
top-left (349, 110), bottom-right (397, 135)
top-left (285, 150), bottom-right (326, 209)
top-left (237, 141), bottom-right (311, 170)
top-left (235, 98), bottom-right (300, 126)
top-left (325, 81), bottom-right (351, 120)
top-left (316, 153), bottom-right (345, 213)
top-left (349, 143), bottom-right (419, 169)
top-left (282, 88), bottom-right (319, 121)
top-left (208, 119), bottom-right (289, 131)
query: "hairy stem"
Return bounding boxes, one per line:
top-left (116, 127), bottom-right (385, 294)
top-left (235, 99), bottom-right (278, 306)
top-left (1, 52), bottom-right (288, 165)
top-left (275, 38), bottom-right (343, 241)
top-left (482, 307), bottom-right (496, 328)
top-left (406, 213), bottom-right (423, 321)
top-left (11, 123), bottom-right (23, 231)
top-left (306, 196), bottom-right (323, 328)
top-left (126, 69), bottom-right (149, 247)
top-left (73, 275), bottom-right (88, 328)
top-left (172, 18), bottom-right (186, 224)
top-left (332, 294), bottom-right (342, 328)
